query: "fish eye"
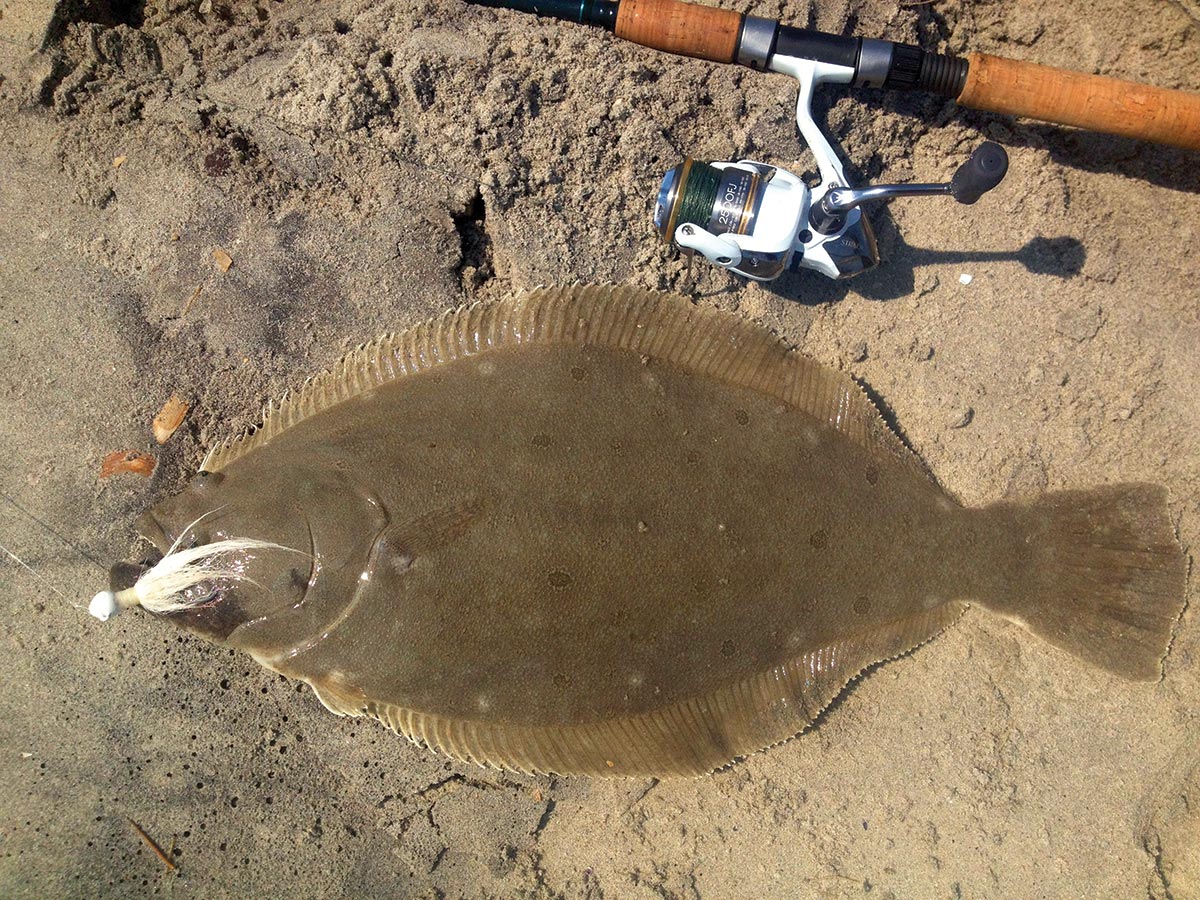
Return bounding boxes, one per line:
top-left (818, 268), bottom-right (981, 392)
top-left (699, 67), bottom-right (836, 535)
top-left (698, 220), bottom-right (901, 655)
top-left (194, 471), bottom-right (225, 490)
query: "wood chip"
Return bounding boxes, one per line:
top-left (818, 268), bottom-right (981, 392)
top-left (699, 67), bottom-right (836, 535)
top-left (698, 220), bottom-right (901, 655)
top-left (100, 450), bottom-right (155, 479)
top-left (113, 155), bottom-right (127, 169)
top-left (213, 248), bottom-right (233, 272)
top-left (152, 395), bottom-right (189, 444)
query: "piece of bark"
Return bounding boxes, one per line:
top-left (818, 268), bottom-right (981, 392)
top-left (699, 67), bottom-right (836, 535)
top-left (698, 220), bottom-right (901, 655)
top-left (152, 395), bottom-right (189, 444)
top-left (100, 450), bottom-right (156, 479)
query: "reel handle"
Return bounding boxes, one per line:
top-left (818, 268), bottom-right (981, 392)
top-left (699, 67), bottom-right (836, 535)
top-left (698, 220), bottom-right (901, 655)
top-left (950, 142), bottom-right (1009, 205)
top-left (959, 53), bottom-right (1200, 151)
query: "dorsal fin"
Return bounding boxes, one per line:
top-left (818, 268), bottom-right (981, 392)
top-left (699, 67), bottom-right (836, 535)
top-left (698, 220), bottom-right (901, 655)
top-left (202, 285), bottom-right (926, 477)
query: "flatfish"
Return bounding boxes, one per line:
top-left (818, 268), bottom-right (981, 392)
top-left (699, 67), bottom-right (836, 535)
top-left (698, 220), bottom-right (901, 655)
top-left (91, 285), bottom-right (1186, 776)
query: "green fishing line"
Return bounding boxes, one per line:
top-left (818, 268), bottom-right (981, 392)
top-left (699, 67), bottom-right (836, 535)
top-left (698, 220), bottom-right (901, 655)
top-left (675, 162), bottom-right (721, 229)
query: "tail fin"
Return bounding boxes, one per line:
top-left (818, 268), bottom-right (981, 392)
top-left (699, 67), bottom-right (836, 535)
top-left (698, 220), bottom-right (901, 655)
top-left (977, 484), bottom-right (1187, 681)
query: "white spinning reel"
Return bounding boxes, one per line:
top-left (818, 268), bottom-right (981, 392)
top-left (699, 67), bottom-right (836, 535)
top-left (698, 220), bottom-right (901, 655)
top-left (654, 59), bottom-right (1009, 281)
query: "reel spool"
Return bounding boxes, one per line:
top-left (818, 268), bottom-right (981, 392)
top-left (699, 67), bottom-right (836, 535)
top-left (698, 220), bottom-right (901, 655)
top-left (654, 158), bottom-right (810, 282)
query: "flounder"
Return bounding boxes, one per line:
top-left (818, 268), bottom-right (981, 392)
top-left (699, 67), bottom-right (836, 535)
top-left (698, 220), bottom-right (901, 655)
top-left (92, 286), bottom-right (1186, 776)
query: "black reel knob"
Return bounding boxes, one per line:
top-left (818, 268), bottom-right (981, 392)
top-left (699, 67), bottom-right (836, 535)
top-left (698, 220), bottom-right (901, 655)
top-left (950, 142), bottom-right (1009, 205)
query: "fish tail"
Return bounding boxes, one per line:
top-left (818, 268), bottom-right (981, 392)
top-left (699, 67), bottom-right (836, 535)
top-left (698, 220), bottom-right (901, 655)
top-left (975, 484), bottom-right (1187, 681)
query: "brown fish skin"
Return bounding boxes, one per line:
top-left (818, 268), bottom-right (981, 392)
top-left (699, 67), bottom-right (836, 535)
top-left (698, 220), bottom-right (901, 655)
top-left (130, 286), bottom-right (1186, 776)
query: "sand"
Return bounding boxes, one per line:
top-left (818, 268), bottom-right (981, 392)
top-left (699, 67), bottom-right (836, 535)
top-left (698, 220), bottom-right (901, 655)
top-left (0, 0), bottom-right (1197, 896)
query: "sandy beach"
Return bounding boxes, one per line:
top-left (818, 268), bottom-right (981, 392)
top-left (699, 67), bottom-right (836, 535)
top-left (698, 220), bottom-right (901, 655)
top-left (1, 0), bottom-right (1197, 896)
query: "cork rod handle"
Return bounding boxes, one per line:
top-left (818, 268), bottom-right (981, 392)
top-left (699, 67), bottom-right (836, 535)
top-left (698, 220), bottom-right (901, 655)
top-left (614, 0), bottom-right (742, 63)
top-left (959, 53), bottom-right (1200, 150)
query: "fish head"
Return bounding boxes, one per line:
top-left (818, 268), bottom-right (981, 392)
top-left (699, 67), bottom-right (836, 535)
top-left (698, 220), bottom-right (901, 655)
top-left (131, 466), bottom-right (321, 644)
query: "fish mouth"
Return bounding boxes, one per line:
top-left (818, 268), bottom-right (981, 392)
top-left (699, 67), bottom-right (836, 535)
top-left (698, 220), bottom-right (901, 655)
top-left (108, 560), bottom-right (149, 593)
top-left (134, 509), bottom-right (172, 555)
top-left (111, 510), bottom-right (168, 592)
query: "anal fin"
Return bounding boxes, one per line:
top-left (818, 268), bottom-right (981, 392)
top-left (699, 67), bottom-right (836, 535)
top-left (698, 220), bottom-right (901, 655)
top-left (321, 602), bottom-right (966, 777)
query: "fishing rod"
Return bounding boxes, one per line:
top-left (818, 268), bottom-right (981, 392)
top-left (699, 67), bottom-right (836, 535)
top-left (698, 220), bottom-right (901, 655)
top-left (473, 0), bottom-right (1200, 149)
top-left (468, 0), bottom-right (1200, 281)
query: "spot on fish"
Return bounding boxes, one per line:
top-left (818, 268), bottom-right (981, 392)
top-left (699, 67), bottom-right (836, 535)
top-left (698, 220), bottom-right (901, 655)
top-left (548, 570), bottom-right (572, 589)
top-left (735, 408), bottom-right (750, 426)
top-left (532, 433), bottom-right (552, 449)
top-left (809, 528), bottom-right (829, 549)
top-left (570, 366), bottom-right (588, 382)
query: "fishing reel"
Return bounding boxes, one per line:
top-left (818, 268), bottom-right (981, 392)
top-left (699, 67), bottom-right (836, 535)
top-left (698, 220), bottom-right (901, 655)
top-left (654, 60), bottom-right (1009, 282)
